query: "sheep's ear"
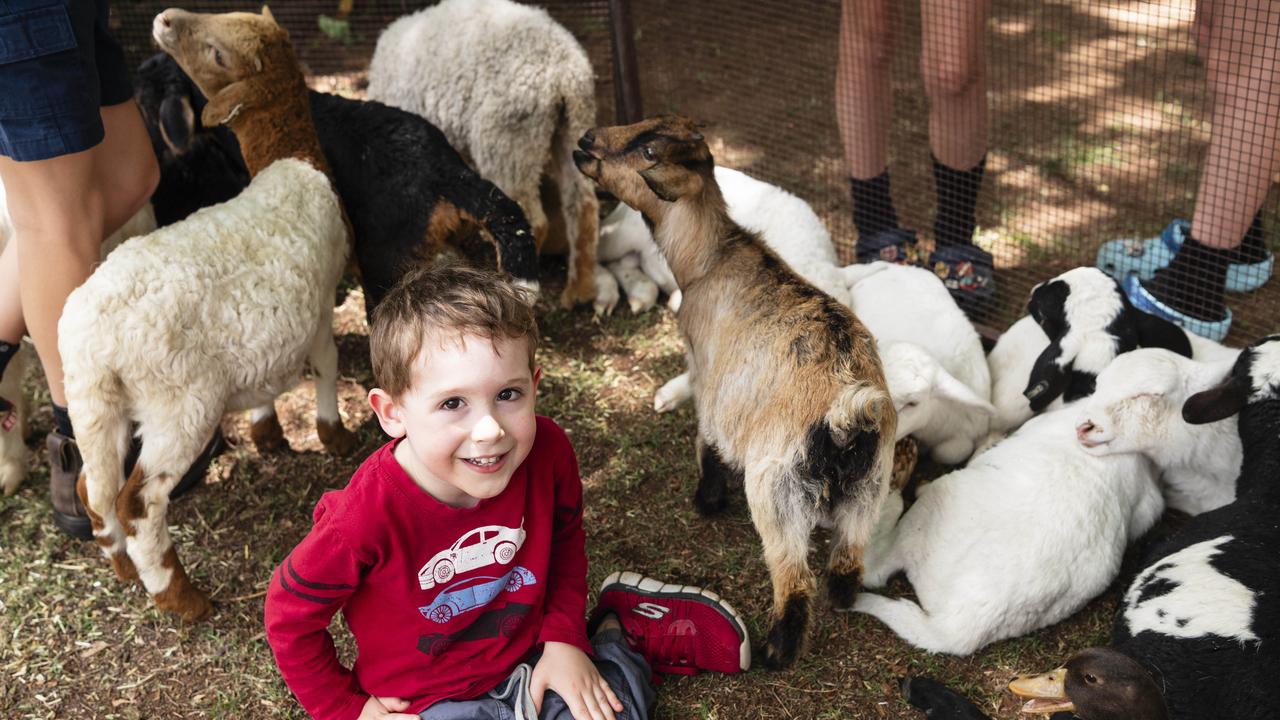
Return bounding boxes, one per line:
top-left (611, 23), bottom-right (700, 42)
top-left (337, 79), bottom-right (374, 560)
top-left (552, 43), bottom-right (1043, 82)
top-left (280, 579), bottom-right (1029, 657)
top-left (639, 164), bottom-right (698, 203)
top-left (934, 367), bottom-right (997, 415)
top-left (158, 94), bottom-right (195, 155)
top-left (201, 80), bottom-right (250, 127)
top-left (261, 5), bottom-right (276, 23)
top-left (1134, 310), bottom-right (1193, 358)
top-left (1182, 377), bottom-right (1249, 424)
top-left (1024, 341), bottom-right (1070, 412)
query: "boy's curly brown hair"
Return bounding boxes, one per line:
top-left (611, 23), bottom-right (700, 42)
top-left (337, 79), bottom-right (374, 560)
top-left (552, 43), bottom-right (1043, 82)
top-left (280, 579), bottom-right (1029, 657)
top-left (370, 263), bottom-right (538, 398)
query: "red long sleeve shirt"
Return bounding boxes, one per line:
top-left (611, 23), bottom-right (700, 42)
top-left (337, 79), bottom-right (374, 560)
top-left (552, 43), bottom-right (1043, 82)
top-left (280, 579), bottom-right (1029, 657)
top-left (264, 416), bottom-right (591, 719)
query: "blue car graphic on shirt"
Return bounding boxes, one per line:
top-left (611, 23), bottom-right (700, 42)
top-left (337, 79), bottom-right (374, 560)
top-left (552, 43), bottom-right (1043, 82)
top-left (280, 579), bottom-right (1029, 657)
top-left (419, 565), bottom-right (536, 624)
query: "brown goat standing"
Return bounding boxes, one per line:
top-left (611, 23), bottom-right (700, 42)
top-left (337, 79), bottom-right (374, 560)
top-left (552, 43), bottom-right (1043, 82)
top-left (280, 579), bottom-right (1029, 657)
top-left (575, 116), bottom-right (897, 668)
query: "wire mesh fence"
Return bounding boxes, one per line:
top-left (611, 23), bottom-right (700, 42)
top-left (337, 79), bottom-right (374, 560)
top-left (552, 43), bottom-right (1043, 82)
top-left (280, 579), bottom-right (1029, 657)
top-left (108, 0), bottom-right (1279, 343)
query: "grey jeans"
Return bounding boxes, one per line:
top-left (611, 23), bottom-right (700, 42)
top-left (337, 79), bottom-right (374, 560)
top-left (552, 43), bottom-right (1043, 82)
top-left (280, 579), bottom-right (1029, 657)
top-left (419, 629), bottom-right (654, 720)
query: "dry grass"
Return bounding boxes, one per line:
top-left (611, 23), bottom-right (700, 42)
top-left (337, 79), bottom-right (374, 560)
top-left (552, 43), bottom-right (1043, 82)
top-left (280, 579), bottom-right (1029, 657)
top-left (1, 262), bottom-right (1144, 720)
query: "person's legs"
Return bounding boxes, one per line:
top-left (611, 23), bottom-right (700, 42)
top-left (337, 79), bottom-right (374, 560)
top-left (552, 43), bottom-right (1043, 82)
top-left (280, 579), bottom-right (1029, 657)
top-left (836, 0), bottom-right (901, 241)
top-left (538, 617), bottom-right (654, 720)
top-left (921, 0), bottom-right (991, 248)
top-left (1128, 0), bottom-right (1280, 333)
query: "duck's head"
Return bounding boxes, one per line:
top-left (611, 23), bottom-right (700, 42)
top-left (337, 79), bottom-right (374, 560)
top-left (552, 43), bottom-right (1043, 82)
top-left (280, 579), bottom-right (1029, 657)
top-left (1009, 647), bottom-right (1168, 720)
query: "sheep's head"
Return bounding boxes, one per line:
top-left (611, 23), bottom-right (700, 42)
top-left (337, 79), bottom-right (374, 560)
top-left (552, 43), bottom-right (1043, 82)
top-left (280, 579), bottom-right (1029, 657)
top-left (881, 342), bottom-right (995, 441)
top-left (152, 7), bottom-right (293, 128)
top-left (574, 116), bottom-right (714, 220)
top-left (1074, 349), bottom-right (1195, 455)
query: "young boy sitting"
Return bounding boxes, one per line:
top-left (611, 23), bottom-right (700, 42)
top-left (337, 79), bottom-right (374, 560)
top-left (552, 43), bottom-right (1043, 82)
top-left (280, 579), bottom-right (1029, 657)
top-left (264, 265), bottom-right (750, 720)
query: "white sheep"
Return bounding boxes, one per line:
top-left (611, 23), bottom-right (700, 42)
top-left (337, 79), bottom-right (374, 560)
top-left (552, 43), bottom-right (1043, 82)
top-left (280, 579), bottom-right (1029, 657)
top-left (367, 0), bottom-right (601, 310)
top-left (843, 262), bottom-right (993, 464)
top-left (0, 180), bottom-right (156, 496)
top-left (64, 8), bottom-right (353, 621)
top-left (855, 406), bottom-right (1164, 656)
top-left (1075, 348), bottom-right (1241, 515)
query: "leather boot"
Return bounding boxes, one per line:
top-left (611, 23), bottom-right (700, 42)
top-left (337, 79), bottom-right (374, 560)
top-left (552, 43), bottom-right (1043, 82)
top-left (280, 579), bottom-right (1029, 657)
top-left (48, 431), bottom-right (92, 540)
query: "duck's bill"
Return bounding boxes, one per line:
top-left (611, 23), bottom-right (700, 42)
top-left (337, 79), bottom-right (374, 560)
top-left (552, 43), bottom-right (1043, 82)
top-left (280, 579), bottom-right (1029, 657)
top-left (1009, 668), bottom-right (1076, 715)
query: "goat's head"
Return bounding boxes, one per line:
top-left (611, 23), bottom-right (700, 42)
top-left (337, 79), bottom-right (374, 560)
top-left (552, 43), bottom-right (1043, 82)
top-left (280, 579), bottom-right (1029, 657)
top-left (881, 342), bottom-right (994, 441)
top-left (1074, 349), bottom-right (1197, 455)
top-left (152, 6), bottom-right (294, 128)
top-left (574, 115), bottom-right (713, 220)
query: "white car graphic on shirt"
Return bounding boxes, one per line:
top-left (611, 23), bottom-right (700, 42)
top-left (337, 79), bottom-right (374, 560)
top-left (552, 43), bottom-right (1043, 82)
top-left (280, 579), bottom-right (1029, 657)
top-left (418, 523), bottom-right (527, 590)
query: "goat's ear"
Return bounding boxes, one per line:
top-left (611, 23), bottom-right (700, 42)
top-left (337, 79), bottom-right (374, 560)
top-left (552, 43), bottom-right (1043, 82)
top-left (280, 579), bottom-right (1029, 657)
top-left (1134, 310), bottom-right (1193, 357)
top-left (261, 5), bottom-right (276, 23)
top-left (1182, 377), bottom-right (1249, 424)
top-left (934, 367), bottom-right (997, 415)
top-left (201, 80), bottom-right (251, 127)
top-left (1024, 341), bottom-right (1070, 412)
top-left (639, 164), bottom-right (698, 203)
top-left (158, 94), bottom-right (195, 155)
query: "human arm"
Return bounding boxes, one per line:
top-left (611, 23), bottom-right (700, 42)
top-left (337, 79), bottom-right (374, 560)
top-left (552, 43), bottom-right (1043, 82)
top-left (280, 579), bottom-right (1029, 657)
top-left (530, 641), bottom-right (623, 720)
top-left (264, 500), bottom-right (374, 720)
top-left (533, 426), bottom-right (592, 654)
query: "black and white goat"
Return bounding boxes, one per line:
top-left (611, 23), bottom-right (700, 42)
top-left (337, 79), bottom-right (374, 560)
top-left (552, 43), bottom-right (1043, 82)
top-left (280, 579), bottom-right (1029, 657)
top-left (988, 267), bottom-right (1192, 434)
top-left (135, 53), bottom-right (540, 320)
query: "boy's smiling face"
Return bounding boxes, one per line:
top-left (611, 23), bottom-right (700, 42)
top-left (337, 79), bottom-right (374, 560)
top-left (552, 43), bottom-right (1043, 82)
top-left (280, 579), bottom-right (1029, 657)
top-left (370, 333), bottom-right (540, 508)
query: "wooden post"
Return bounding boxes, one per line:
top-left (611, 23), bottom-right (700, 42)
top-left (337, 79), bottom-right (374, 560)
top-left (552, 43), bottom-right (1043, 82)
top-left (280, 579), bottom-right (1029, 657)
top-left (609, 0), bottom-right (643, 123)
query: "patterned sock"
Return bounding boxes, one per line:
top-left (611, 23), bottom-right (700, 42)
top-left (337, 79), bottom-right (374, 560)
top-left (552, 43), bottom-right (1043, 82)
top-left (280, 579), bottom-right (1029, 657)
top-left (51, 402), bottom-right (74, 438)
top-left (932, 154), bottom-right (986, 247)
top-left (1146, 235), bottom-right (1231, 321)
top-left (850, 170), bottom-right (899, 239)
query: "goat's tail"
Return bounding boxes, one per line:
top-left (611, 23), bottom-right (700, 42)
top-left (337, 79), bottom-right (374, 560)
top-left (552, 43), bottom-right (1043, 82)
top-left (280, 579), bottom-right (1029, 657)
top-left (63, 365), bottom-right (132, 549)
top-left (853, 593), bottom-right (977, 656)
top-left (826, 382), bottom-right (897, 456)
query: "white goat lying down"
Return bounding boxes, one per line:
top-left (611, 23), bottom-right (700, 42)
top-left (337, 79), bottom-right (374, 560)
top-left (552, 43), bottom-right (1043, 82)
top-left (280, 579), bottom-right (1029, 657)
top-left (1075, 348), bottom-right (1241, 515)
top-left (855, 407), bottom-right (1164, 656)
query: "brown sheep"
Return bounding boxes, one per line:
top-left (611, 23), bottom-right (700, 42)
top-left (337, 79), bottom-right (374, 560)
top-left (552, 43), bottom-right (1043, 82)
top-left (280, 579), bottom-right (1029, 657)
top-left (574, 116), bottom-right (897, 668)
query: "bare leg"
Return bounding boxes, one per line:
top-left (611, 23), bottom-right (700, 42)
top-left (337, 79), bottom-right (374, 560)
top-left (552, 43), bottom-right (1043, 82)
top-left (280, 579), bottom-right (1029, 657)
top-left (920, 0), bottom-right (991, 171)
top-left (836, 0), bottom-right (895, 179)
top-left (1191, 0), bottom-right (1280, 251)
top-left (0, 101), bottom-right (157, 406)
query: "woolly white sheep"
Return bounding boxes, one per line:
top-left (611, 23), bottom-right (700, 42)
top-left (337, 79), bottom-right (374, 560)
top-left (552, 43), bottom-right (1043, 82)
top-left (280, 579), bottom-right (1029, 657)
top-left (64, 9), bottom-right (353, 621)
top-left (1075, 348), bottom-right (1241, 515)
top-left (368, 0), bottom-right (601, 309)
top-left (855, 406), bottom-right (1164, 656)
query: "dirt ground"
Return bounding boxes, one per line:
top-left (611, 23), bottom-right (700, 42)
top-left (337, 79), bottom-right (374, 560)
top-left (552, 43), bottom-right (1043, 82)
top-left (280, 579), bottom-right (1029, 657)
top-left (2, 2), bottom-right (1275, 719)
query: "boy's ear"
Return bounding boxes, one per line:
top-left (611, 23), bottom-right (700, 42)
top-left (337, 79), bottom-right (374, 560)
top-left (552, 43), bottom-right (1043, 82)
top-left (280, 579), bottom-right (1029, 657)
top-left (532, 366), bottom-right (542, 390)
top-left (368, 388), bottom-right (407, 438)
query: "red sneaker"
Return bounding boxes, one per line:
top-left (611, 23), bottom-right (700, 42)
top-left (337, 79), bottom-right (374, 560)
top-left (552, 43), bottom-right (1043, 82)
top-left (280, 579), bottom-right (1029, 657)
top-left (592, 571), bottom-right (750, 675)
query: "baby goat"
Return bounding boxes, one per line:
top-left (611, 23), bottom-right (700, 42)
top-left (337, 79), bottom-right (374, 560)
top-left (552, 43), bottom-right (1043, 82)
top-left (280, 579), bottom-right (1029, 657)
top-left (575, 116), bottom-right (896, 669)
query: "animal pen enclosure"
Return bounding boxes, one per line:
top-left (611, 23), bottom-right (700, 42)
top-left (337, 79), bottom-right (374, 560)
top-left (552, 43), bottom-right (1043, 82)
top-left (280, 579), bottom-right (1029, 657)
top-left (111, 0), bottom-right (1280, 343)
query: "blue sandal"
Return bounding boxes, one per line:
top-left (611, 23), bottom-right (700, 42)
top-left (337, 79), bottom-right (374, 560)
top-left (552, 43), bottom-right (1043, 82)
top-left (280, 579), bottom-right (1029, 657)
top-left (1123, 274), bottom-right (1232, 342)
top-left (1098, 219), bottom-right (1273, 293)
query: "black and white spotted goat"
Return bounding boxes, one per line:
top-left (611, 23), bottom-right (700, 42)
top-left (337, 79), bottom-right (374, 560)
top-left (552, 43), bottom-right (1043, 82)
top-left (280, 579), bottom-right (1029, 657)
top-left (900, 334), bottom-right (1280, 720)
top-left (988, 267), bottom-right (1193, 434)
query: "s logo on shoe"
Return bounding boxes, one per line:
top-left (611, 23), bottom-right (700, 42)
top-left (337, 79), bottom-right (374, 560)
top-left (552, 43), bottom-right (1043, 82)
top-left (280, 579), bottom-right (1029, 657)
top-left (632, 602), bottom-right (670, 619)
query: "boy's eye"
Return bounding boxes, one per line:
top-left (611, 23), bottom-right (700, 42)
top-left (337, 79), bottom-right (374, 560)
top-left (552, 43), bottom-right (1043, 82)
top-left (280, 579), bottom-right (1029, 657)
top-left (497, 388), bottom-right (522, 402)
top-left (440, 397), bottom-right (464, 411)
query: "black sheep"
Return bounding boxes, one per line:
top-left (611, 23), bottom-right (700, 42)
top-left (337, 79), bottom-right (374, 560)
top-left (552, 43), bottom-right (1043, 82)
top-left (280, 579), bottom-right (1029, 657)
top-left (134, 53), bottom-right (540, 318)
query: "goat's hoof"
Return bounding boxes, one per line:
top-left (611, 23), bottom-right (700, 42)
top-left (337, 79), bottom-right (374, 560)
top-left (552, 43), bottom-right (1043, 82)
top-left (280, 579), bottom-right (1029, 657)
top-left (154, 584), bottom-right (213, 622)
top-left (827, 570), bottom-right (862, 611)
top-left (111, 551), bottom-right (139, 582)
top-left (317, 421), bottom-right (358, 457)
top-left (692, 490), bottom-right (728, 517)
top-left (762, 594), bottom-right (810, 670)
top-left (251, 416), bottom-right (288, 453)
top-left (0, 460), bottom-right (23, 496)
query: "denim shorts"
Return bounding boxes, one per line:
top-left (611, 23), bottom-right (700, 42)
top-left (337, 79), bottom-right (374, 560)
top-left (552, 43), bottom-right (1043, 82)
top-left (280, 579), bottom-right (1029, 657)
top-left (0, 0), bottom-right (133, 161)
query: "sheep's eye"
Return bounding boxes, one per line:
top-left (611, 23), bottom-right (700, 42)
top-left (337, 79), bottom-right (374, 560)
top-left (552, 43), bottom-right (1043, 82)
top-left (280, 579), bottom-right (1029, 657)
top-left (640, 145), bottom-right (657, 162)
top-left (212, 46), bottom-right (225, 67)
top-left (902, 401), bottom-right (918, 410)
top-left (1084, 674), bottom-right (1099, 684)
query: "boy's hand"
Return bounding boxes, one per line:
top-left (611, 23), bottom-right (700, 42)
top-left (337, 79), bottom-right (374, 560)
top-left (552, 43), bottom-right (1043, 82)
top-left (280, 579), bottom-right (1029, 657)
top-left (531, 641), bottom-right (624, 720)
top-left (357, 695), bottom-right (419, 719)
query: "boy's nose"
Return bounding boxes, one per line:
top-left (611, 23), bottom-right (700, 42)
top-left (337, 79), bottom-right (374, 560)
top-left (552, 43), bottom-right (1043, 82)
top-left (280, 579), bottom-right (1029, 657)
top-left (471, 414), bottom-right (505, 442)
